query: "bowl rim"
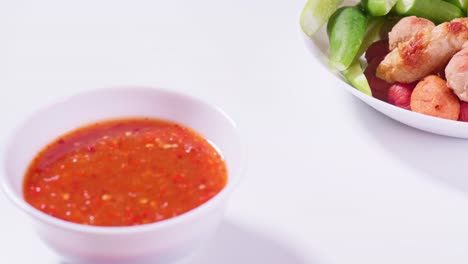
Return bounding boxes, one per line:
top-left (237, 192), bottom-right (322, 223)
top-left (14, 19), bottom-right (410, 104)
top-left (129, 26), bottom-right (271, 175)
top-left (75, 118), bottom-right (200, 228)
top-left (0, 86), bottom-right (246, 235)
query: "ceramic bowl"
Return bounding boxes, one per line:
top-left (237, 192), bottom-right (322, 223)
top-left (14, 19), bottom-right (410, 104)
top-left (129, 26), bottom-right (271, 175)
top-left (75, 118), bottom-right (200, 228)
top-left (0, 87), bottom-right (244, 264)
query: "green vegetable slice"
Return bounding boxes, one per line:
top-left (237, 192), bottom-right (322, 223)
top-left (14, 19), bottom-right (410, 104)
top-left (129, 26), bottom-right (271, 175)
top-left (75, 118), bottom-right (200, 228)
top-left (357, 16), bottom-right (387, 60)
top-left (362, 0), bottom-right (398, 16)
top-left (444, 0), bottom-right (468, 12)
top-left (395, 0), bottom-right (464, 24)
top-left (327, 6), bottom-right (368, 71)
top-left (342, 60), bottom-right (372, 96)
top-left (300, 0), bottom-right (344, 37)
top-left (340, 17), bottom-right (387, 97)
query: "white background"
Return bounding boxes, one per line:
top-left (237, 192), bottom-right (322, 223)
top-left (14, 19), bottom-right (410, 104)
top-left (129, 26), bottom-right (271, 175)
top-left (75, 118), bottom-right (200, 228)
top-left (1, 0), bottom-right (468, 263)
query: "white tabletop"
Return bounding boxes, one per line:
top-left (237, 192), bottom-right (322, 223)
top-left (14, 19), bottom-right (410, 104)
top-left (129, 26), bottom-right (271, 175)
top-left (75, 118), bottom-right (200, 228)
top-left (1, 1), bottom-right (468, 263)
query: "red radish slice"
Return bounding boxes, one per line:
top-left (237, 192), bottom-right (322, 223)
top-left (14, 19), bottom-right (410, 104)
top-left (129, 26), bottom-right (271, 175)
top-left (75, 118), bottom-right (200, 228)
top-left (365, 39), bottom-right (390, 63)
top-left (459, 101), bottom-right (468, 122)
top-left (364, 55), bottom-right (392, 101)
top-left (388, 82), bottom-right (416, 110)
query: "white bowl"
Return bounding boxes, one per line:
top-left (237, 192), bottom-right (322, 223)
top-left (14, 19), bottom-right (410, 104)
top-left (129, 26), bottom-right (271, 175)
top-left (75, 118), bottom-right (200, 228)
top-left (0, 87), bottom-right (244, 264)
top-left (304, 0), bottom-right (468, 138)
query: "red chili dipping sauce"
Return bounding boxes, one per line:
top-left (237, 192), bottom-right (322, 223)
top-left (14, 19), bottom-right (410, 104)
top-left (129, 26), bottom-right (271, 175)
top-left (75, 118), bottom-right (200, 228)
top-left (23, 118), bottom-right (227, 226)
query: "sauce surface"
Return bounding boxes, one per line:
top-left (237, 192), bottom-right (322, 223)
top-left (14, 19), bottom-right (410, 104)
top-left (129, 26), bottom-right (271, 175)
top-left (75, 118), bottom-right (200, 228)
top-left (23, 118), bottom-right (227, 226)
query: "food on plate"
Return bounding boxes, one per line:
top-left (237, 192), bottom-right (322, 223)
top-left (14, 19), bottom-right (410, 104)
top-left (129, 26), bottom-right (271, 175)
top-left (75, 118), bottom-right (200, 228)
top-left (388, 16), bottom-right (435, 50)
top-left (410, 75), bottom-right (460, 120)
top-left (388, 82), bottom-right (416, 110)
top-left (364, 55), bottom-right (391, 101)
top-left (301, 0), bottom-right (468, 121)
top-left (23, 118), bottom-right (227, 226)
top-left (343, 59), bottom-right (373, 95)
top-left (365, 39), bottom-right (389, 62)
top-left (453, 17), bottom-right (468, 28)
top-left (377, 19), bottom-right (468, 84)
top-left (327, 6), bottom-right (368, 70)
top-left (459, 101), bottom-right (468, 121)
top-left (341, 16), bottom-right (389, 94)
top-left (300, 0), bottom-right (344, 37)
top-left (394, 0), bottom-right (464, 24)
top-left (445, 0), bottom-right (468, 11)
top-left (445, 47), bottom-right (468, 101)
top-left (362, 0), bottom-right (397, 16)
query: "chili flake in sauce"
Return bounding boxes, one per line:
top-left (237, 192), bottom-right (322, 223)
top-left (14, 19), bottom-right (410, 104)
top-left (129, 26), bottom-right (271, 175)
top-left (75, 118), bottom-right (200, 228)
top-left (23, 118), bottom-right (227, 226)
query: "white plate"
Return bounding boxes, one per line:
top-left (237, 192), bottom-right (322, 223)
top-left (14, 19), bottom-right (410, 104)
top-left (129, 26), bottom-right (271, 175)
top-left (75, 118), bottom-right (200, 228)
top-left (302, 1), bottom-right (468, 138)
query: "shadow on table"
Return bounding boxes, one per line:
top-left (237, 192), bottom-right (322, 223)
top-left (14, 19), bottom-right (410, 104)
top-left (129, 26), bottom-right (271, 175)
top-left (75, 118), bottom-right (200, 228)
top-left (60, 220), bottom-right (314, 264)
top-left (189, 220), bottom-right (312, 264)
top-left (349, 93), bottom-right (468, 194)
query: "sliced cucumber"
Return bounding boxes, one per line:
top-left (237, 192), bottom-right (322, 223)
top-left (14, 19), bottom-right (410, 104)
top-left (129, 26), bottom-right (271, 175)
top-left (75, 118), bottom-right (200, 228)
top-left (362, 0), bottom-right (398, 16)
top-left (395, 0), bottom-right (464, 24)
top-left (444, 0), bottom-right (468, 12)
top-left (327, 6), bottom-right (368, 71)
top-left (300, 0), bottom-right (344, 37)
top-left (356, 16), bottom-right (387, 60)
top-left (340, 17), bottom-right (386, 97)
top-left (342, 60), bottom-right (372, 96)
